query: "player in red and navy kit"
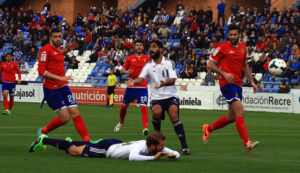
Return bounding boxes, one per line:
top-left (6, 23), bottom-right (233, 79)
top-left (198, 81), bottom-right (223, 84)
top-left (114, 39), bottom-right (151, 135)
top-left (204, 24), bottom-right (259, 152)
top-left (0, 53), bottom-right (21, 115)
top-left (37, 28), bottom-right (90, 141)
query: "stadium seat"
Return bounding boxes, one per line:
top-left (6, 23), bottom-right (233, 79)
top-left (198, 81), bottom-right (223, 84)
top-left (199, 72), bottom-right (206, 79)
top-left (255, 73), bottom-right (262, 81)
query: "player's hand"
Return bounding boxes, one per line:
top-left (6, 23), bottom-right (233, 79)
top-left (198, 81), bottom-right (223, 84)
top-left (252, 83), bottom-right (258, 93)
top-left (223, 72), bottom-right (234, 84)
top-left (126, 78), bottom-right (134, 87)
top-left (60, 76), bottom-right (73, 81)
top-left (127, 69), bottom-right (134, 75)
top-left (166, 153), bottom-right (176, 159)
top-left (155, 80), bottom-right (166, 89)
top-left (67, 41), bottom-right (79, 52)
top-left (153, 152), bottom-right (167, 160)
top-left (17, 80), bottom-right (21, 84)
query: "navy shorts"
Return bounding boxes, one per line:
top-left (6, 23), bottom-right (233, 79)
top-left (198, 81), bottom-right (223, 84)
top-left (2, 82), bottom-right (16, 95)
top-left (43, 86), bottom-right (77, 112)
top-left (150, 97), bottom-right (179, 120)
top-left (220, 84), bottom-right (243, 105)
top-left (123, 88), bottom-right (148, 106)
top-left (82, 139), bottom-right (123, 157)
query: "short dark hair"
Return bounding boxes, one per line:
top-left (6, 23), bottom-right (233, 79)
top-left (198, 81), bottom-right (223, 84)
top-left (134, 39), bottom-right (144, 46)
top-left (149, 39), bottom-right (163, 48)
top-left (146, 132), bottom-right (166, 147)
top-left (50, 28), bottom-right (61, 36)
top-left (5, 53), bottom-right (13, 57)
top-left (228, 24), bottom-right (240, 33)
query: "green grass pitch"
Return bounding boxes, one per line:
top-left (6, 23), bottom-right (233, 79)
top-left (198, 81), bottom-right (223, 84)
top-left (0, 102), bottom-right (299, 173)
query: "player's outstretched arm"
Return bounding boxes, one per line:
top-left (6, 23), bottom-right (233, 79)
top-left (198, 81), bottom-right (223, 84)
top-left (162, 147), bottom-right (180, 159)
top-left (243, 62), bottom-right (258, 93)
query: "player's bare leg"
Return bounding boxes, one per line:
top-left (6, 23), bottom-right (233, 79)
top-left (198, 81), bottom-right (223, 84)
top-left (151, 105), bottom-right (162, 132)
top-left (202, 107), bottom-right (235, 144)
top-left (8, 95), bottom-right (14, 110)
top-left (114, 104), bottom-right (129, 132)
top-left (231, 100), bottom-right (259, 152)
top-left (39, 108), bottom-right (69, 136)
top-left (2, 91), bottom-right (11, 115)
top-left (68, 106), bottom-right (90, 141)
top-left (140, 105), bottom-right (149, 135)
top-left (68, 145), bottom-right (85, 156)
top-left (168, 105), bottom-right (190, 155)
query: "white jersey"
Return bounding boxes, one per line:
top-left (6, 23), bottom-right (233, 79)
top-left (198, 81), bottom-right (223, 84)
top-left (139, 56), bottom-right (178, 100)
top-left (106, 140), bottom-right (180, 161)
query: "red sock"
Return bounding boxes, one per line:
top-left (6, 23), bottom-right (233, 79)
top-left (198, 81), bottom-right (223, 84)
top-left (140, 106), bottom-right (149, 129)
top-left (3, 97), bottom-right (9, 110)
top-left (41, 117), bottom-right (65, 134)
top-left (235, 116), bottom-right (249, 147)
top-left (73, 115), bottom-right (90, 141)
top-left (9, 97), bottom-right (14, 110)
top-left (208, 115), bottom-right (231, 132)
top-left (120, 105), bottom-right (127, 124)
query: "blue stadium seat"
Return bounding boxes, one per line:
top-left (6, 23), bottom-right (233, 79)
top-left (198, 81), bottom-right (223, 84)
top-left (263, 89), bottom-right (271, 93)
top-left (273, 84), bottom-right (280, 89)
top-left (271, 89), bottom-right (278, 93)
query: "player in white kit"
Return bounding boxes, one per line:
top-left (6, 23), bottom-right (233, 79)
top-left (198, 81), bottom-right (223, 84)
top-left (29, 132), bottom-right (180, 161)
top-left (126, 40), bottom-right (190, 155)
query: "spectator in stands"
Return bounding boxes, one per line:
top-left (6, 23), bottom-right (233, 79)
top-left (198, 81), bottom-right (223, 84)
top-left (28, 47), bottom-right (37, 61)
top-left (13, 47), bottom-right (23, 61)
top-left (203, 69), bottom-right (215, 86)
top-left (82, 29), bottom-right (91, 51)
top-left (173, 12), bottom-right (182, 26)
top-left (248, 56), bottom-right (255, 72)
top-left (86, 48), bottom-right (98, 63)
top-left (13, 30), bottom-right (24, 49)
top-left (278, 79), bottom-right (290, 93)
top-left (291, 58), bottom-right (300, 77)
top-left (20, 59), bottom-right (29, 74)
top-left (43, 0), bottom-right (51, 14)
top-left (231, 2), bottom-right (239, 15)
top-left (114, 61), bottom-right (122, 77)
top-left (217, 0), bottom-right (226, 26)
top-left (158, 23), bottom-right (170, 39)
top-left (68, 56), bottom-right (79, 69)
top-left (41, 35), bottom-right (49, 47)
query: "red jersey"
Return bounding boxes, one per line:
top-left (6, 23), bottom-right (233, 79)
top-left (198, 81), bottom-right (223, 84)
top-left (210, 41), bottom-right (247, 88)
top-left (0, 61), bottom-right (21, 82)
top-left (123, 54), bottom-right (151, 88)
top-left (38, 43), bottom-right (67, 89)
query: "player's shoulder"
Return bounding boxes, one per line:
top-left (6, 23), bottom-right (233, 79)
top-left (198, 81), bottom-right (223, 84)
top-left (143, 59), bottom-right (153, 68)
top-left (238, 43), bottom-right (247, 49)
top-left (164, 57), bottom-right (176, 66)
top-left (40, 43), bottom-right (51, 52)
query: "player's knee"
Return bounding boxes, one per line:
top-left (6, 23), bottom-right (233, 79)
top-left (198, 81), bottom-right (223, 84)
top-left (60, 114), bottom-right (71, 123)
top-left (68, 107), bottom-right (80, 117)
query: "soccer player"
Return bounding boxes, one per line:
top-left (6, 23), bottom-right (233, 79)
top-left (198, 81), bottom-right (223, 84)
top-left (106, 69), bottom-right (117, 108)
top-left (114, 39), bottom-right (151, 135)
top-left (0, 53), bottom-right (21, 115)
top-left (204, 24), bottom-right (259, 152)
top-left (127, 40), bottom-right (191, 155)
top-left (29, 132), bottom-right (180, 161)
top-left (37, 28), bottom-right (90, 141)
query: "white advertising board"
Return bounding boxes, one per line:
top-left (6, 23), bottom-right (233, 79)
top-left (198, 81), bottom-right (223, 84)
top-left (213, 91), bottom-right (294, 113)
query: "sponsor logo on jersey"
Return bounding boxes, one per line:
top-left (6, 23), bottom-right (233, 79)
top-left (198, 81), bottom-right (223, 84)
top-left (213, 47), bottom-right (220, 56)
top-left (41, 52), bottom-right (47, 61)
top-left (229, 50), bottom-right (235, 54)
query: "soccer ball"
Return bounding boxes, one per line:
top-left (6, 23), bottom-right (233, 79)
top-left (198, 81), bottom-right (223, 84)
top-left (268, 58), bottom-right (286, 76)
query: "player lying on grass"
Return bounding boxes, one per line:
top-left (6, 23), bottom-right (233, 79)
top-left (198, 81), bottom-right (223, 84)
top-left (29, 132), bottom-right (180, 161)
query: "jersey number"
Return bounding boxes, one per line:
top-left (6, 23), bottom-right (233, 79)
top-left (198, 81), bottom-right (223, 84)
top-left (68, 95), bottom-right (76, 104)
top-left (141, 96), bottom-right (147, 103)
